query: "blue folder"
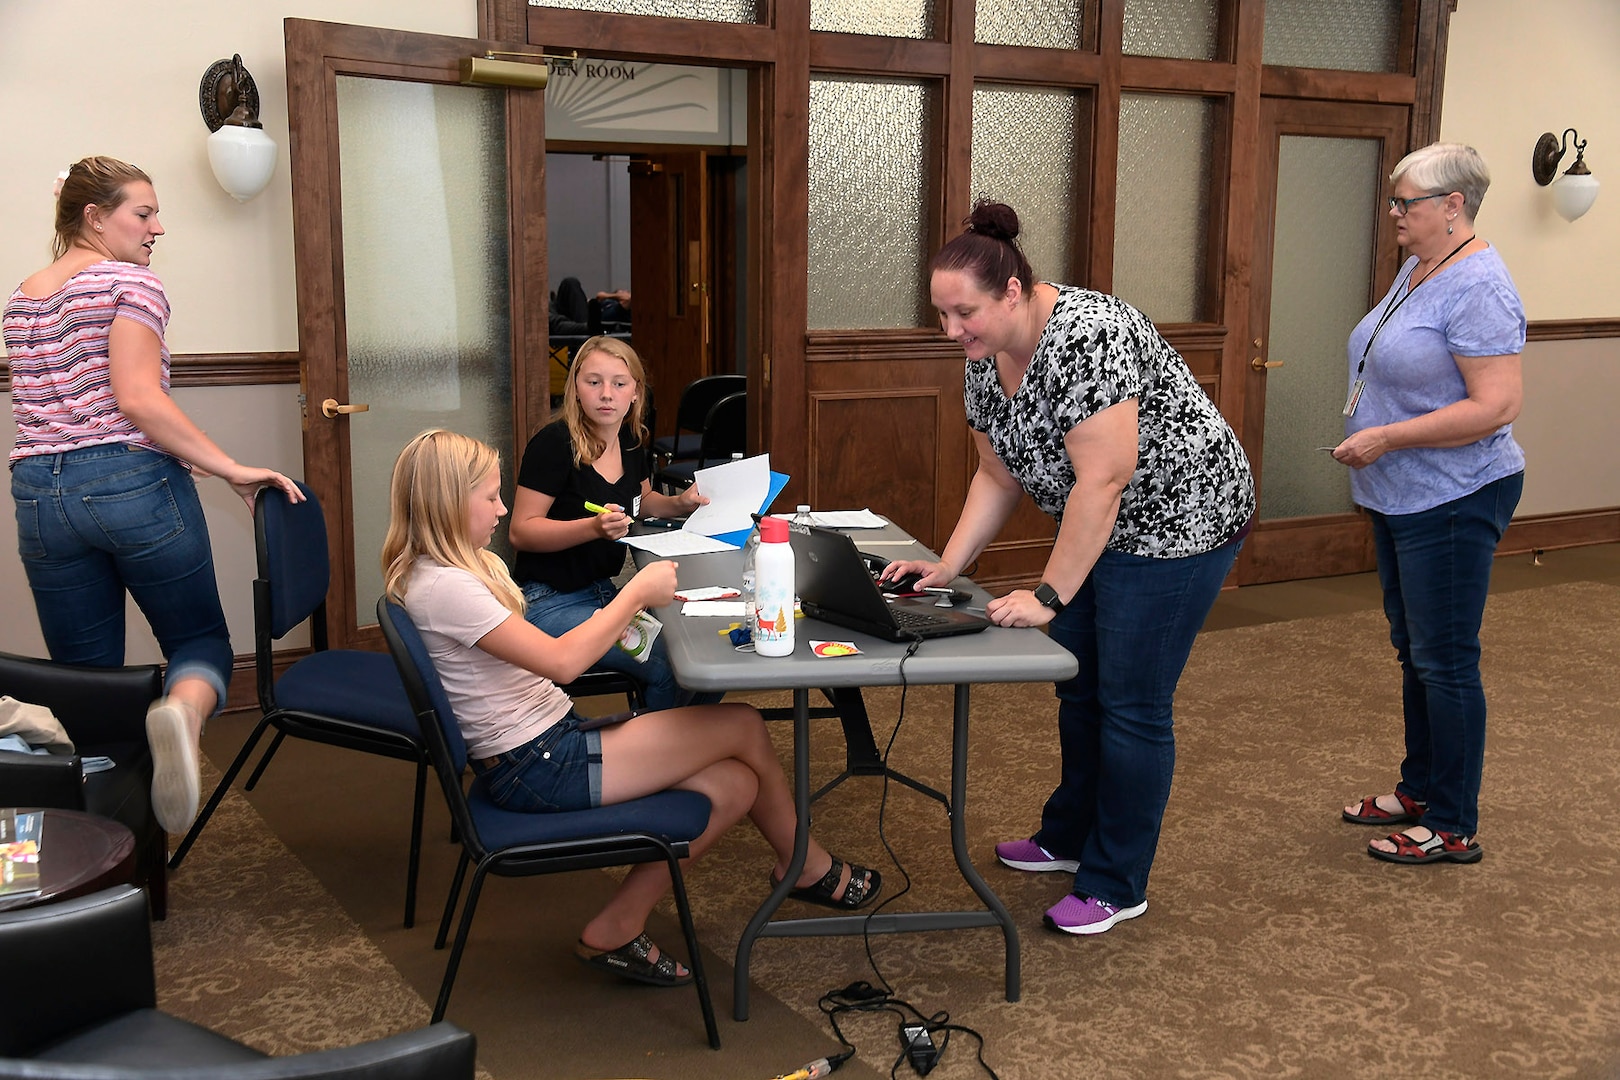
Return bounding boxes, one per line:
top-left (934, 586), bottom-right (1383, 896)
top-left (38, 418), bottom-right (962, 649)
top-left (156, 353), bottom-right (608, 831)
top-left (711, 470), bottom-right (790, 548)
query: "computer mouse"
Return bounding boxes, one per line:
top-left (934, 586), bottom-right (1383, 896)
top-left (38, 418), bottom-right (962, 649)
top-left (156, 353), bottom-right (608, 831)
top-left (877, 570), bottom-right (926, 596)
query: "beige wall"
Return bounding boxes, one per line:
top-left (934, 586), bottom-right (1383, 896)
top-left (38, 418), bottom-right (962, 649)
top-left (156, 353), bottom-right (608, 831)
top-left (1441, 0), bottom-right (1620, 517)
top-left (0, 0), bottom-right (1615, 665)
top-left (0, 1), bottom-right (471, 671)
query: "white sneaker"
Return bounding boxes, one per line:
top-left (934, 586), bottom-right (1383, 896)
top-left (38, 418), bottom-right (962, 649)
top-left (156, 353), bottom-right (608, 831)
top-left (146, 699), bottom-right (201, 834)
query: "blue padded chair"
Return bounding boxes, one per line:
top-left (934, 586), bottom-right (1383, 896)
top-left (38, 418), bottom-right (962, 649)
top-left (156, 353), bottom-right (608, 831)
top-left (170, 484), bottom-right (428, 929)
top-left (376, 598), bottom-right (719, 1048)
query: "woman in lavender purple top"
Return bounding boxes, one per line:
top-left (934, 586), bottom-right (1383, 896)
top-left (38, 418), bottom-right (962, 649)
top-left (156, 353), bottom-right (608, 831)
top-left (1332, 143), bottom-right (1525, 866)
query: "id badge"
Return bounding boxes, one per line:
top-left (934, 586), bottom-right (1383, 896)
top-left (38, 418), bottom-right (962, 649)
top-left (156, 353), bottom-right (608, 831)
top-left (1343, 378), bottom-right (1365, 417)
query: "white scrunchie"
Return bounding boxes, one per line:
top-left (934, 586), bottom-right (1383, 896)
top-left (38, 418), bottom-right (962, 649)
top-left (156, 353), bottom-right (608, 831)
top-left (53, 169), bottom-right (71, 199)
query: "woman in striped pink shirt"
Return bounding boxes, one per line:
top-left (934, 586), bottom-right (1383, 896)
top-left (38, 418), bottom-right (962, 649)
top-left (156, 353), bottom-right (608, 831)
top-left (5, 156), bottom-right (301, 835)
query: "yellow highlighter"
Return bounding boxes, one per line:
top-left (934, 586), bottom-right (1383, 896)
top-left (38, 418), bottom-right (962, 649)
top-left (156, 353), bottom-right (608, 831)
top-left (584, 501), bottom-right (614, 514)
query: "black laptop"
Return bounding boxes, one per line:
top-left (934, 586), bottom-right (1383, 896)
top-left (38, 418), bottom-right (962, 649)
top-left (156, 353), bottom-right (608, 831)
top-left (789, 523), bottom-right (992, 642)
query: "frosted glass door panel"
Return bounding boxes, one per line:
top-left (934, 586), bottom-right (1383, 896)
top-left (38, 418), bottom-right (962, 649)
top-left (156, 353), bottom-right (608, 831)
top-left (1260, 135), bottom-right (1379, 519)
top-left (807, 77), bottom-right (936, 329)
top-left (337, 76), bottom-right (514, 624)
top-left (1113, 93), bottom-right (1216, 323)
top-left (971, 85), bottom-right (1080, 287)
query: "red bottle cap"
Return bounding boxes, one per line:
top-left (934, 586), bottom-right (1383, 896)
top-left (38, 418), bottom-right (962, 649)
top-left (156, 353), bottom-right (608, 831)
top-left (759, 516), bottom-right (789, 543)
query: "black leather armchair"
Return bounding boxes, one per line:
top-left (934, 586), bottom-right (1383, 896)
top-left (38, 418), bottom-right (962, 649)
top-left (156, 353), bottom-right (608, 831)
top-left (0, 652), bottom-right (168, 919)
top-left (0, 886), bottom-right (476, 1080)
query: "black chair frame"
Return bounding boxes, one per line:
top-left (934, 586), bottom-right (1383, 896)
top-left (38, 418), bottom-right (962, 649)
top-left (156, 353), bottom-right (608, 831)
top-left (170, 486), bottom-right (429, 929)
top-left (376, 598), bottom-right (719, 1048)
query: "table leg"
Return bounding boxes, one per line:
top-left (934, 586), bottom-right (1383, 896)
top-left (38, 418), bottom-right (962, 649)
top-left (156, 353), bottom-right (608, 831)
top-left (733, 686), bottom-right (811, 1021)
top-left (950, 683), bottom-right (1020, 1002)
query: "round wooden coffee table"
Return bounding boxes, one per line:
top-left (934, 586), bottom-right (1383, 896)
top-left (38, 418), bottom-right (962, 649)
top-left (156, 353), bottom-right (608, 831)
top-left (0, 807), bottom-right (137, 913)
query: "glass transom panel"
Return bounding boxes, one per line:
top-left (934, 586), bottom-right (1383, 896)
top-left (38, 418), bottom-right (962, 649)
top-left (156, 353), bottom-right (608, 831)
top-left (1112, 92), bottom-right (1216, 324)
top-left (336, 76), bottom-right (515, 620)
top-left (807, 76), bottom-right (937, 330)
top-left (1123, 0), bottom-right (1218, 60)
top-left (528, 0), bottom-right (764, 22)
top-left (970, 85), bottom-right (1079, 287)
top-left (812, 0), bottom-right (934, 38)
top-left (1263, 0), bottom-right (1401, 73)
top-left (1260, 135), bottom-right (1381, 519)
top-left (975, 0), bottom-right (1082, 49)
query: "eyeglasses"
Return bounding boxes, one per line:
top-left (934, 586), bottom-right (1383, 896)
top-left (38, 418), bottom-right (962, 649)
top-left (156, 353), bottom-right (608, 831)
top-left (1387, 193), bottom-right (1451, 216)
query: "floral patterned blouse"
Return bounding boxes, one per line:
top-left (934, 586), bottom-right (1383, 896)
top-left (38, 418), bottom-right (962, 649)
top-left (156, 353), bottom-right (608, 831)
top-left (964, 285), bottom-right (1255, 559)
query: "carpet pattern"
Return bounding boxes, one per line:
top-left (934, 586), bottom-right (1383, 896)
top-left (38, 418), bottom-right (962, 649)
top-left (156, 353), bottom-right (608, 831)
top-left (662, 580), bottom-right (1620, 1079)
top-left (150, 758), bottom-right (439, 1059)
top-left (156, 579), bottom-right (1620, 1079)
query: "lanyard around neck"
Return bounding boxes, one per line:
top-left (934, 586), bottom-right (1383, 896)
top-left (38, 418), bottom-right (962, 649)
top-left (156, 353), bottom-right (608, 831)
top-left (1357, 235), bottom-right (1475, 376)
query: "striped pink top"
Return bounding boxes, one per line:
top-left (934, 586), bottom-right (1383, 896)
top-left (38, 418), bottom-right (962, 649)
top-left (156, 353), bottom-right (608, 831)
top-left (5, 261), bottom-right (171, 465)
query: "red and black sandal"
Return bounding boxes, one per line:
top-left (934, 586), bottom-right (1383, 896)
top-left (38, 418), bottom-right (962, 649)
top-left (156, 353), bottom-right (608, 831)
top-left (1342, 791), bottom-right (1426, 826)
top-left (1368, 828), bottom-right (1483, 865)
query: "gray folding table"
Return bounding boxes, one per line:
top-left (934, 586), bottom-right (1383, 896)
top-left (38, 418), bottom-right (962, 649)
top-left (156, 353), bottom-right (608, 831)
top-left (634, 523), bottom-right (1077, 1020)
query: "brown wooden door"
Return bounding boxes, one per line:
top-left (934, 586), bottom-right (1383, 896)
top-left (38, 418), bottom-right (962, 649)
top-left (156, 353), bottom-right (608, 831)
top-left (1237, 99), bottom-right (1409, 585)
top-left (285, 19), bottom-right (548, 647)
top-left (628, 150), bottom-right (711, 438)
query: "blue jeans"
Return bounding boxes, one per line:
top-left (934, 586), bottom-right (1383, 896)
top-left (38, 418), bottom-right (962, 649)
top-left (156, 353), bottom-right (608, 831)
top-left (1034, 542), bottom-right (1240, 908)
top-left (470, 712), bottom-right (603, 813)
top-left (1368, 472), bottom-right (1522, 837)
top-left (520, 578), bottom-right (722, 711)
top-left (11, 445), bottom-right (233, 711)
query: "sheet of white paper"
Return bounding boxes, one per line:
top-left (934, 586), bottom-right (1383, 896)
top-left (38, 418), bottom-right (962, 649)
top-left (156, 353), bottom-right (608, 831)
top-left (681, 600), bottom-right (749, 617)
top-left (765, 509), bottom-right (887, 529)
top-left (621, 531), bottom-right (737, 557)
top-left (682, 453), bottom-right (770, 536)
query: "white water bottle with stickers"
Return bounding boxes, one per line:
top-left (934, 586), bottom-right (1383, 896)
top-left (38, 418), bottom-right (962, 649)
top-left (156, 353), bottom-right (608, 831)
top-left (752, 515), bottom-right (795, 657)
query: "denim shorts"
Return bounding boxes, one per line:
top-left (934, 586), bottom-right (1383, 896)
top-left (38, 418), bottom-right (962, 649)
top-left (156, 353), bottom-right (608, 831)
top-left (470, 711), bottom-right (603, 813)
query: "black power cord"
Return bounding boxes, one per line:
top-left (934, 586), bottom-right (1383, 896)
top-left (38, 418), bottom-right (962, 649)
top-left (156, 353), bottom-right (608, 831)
top-left (802, 636), bottom-right (998, 1079)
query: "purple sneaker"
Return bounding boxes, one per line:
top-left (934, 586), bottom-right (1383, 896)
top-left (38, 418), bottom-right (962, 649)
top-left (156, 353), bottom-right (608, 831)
top-left (1044, 894), bottom-right (1148, 936)
top-left (995, 838), bottom-right (1080, 873)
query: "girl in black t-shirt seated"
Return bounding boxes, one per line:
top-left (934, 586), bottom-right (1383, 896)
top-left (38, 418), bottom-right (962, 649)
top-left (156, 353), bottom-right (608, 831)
top-left (511, 336), bottom-right (711, 710)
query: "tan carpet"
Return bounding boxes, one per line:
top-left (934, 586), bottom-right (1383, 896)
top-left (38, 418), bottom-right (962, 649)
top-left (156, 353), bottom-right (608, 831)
top-left (149, 758), bottom-right (455, 1061)
top-left (174, 578), bottom-right (1620, 1079)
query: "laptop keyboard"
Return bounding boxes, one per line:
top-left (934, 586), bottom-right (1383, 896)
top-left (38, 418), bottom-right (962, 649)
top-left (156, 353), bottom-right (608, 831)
top-left (889, 605), bottom-right (953, 632)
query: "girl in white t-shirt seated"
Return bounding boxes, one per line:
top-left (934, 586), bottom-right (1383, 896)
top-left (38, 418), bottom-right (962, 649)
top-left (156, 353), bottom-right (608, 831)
top-left (381, 429), bottom-right (879, 987)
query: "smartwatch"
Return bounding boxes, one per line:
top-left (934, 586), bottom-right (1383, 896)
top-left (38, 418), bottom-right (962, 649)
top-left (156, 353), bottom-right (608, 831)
top-left (1033, 582), bottom-right (1065, 615)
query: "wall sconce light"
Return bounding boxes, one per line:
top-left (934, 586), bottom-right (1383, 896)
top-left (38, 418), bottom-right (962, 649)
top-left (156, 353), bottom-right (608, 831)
top-left (199, 54), bottom-right (277, 202)
top-left (1532, 127), bottom-right (1600, 222)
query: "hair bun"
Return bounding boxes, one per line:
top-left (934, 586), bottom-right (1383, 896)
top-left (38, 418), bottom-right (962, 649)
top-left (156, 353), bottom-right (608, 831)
top-left (965, 199), bottom-right (1020, 243)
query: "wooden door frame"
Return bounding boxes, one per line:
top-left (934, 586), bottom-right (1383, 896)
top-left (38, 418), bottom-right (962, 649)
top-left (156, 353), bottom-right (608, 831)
top-left (285, 17), bottom-right (549, 643)
top-left (1236, 98), bottom-right (1411, 584)
top-left (485, 0), bottom-right (1457, 582)
top-left (483, 3), bottom-right (798, 498)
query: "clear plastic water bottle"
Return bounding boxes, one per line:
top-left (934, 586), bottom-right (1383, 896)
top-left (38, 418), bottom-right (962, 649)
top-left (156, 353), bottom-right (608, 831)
top-left (792, 504), bottom-right (813, 528)
top-left (739, 515), bottom-right (761, 636)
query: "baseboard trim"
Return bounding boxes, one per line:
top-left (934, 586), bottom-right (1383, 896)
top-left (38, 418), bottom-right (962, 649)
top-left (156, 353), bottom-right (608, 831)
top-left (1500, 508), bottom-right (1620, 555)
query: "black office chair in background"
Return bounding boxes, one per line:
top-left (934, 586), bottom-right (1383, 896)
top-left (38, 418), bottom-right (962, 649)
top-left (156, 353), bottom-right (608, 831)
top-left (655, 389), bottom-right (747, 492)
top-left (170, 484), bottom-right (429, 929)
top-left (651, 373), bottom-right (745, 470)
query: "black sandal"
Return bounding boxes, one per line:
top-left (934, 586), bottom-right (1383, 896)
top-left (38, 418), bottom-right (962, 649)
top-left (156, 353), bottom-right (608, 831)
top-left (574, 933), bottom-right (692, 987)
top-left (775, 856), bottom-right (882, 911)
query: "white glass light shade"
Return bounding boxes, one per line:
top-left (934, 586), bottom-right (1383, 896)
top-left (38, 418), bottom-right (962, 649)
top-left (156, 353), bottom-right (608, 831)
top-left (207, 125), bottom-right (277, 202)
top-left (1552, 171), bottom-right (1600, 222)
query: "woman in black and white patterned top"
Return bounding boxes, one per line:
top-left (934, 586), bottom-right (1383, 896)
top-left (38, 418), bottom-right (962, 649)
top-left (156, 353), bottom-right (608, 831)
top-left (885, 201), bottom-right (1254, 938)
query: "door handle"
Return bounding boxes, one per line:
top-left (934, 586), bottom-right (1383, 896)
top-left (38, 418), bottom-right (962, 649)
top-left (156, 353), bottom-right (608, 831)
top-left (1250, 356), bottom-right (1284, 372)
top-left (321, 398), bottom-right (370, 418)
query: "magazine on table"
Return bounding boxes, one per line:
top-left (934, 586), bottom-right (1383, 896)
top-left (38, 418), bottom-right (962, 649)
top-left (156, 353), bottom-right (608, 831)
top-left (0, 809), bottom-right (44, 899)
